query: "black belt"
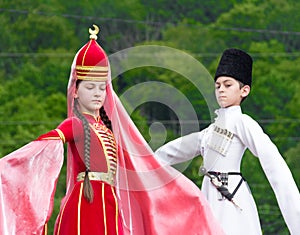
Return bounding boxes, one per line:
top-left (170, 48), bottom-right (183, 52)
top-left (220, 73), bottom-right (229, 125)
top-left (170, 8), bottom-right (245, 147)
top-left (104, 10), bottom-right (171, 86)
top-left (208, 171), bottom-right (246, 199)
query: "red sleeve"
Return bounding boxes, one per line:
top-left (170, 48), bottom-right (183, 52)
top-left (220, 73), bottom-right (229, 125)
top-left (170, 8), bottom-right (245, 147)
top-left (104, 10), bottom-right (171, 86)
top-left (36, 117), bottom-right (83, 143)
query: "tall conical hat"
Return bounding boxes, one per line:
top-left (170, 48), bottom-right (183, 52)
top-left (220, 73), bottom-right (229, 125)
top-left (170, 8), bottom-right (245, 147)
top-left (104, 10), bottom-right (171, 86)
top-left (75, 24), bottom-right (109, 81)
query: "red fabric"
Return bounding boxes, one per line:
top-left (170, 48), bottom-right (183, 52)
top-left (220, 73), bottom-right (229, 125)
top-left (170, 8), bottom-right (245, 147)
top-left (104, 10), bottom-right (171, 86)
top-left (75, 38), bottom-right (109, 80)
top-left (37, 129), bottom-right (61, 140)
top-left (65, 34), bottom-right (225, 234)
top-left (54, 115), bottom-right (110, 193)
top-left (108, 98), bottom-right (224, 234)
top-left (0, 28), bottom-right (225, 235)
top-left (54, 181), bottom-right (123, 235)
top-left (76, 39), bottom-right (108, 68)
top-left (0, 140), bottom-right (64, 235)
top-left (39, 115), bottom-right (123, 234)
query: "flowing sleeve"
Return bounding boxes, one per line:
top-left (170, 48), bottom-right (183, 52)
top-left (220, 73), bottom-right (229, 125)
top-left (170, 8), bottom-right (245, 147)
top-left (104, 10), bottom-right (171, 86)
top-left (0, 139), bottom-right (64, 235)
top-left (155, 132), bottom-right (203, 165)
top-left (236, 114), bottom-right (300, 234)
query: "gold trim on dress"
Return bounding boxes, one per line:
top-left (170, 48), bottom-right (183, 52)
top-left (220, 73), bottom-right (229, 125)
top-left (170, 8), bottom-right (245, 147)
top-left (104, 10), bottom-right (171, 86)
top-left (55, 129), bottom-right (66, 143)
top-left (111, 185), bottom-right (119, 234)
top-left (77, 182), bottom-right (84, 233)
top-left (89, 123), bottom-right (117, 178)
top-left (56, 190), bottom-right (70, 235)
top-left (43, 223), bottom-right (47, 235)
top-left (77, 171), bottom-right (114, 186)
top-left (102, 183), bottom-right (107, 235)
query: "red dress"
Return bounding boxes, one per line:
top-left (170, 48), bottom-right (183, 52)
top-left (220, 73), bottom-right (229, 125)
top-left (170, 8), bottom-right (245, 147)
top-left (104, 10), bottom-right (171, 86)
top-left (0, 28), bottom-right (225, 234)
top-left (0, 105), bottom-right (226, 235)
top-left (38, 113), bottom-right (124, 235)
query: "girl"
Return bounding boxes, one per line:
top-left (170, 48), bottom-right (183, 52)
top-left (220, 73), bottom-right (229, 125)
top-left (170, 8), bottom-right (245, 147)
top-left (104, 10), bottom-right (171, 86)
top-left (0, 25), bottom-right (224, 235)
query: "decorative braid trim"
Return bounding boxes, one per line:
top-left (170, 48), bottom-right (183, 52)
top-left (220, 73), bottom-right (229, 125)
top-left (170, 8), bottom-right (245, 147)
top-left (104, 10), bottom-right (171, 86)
top-left (55, 129), bottom-right (66, 143)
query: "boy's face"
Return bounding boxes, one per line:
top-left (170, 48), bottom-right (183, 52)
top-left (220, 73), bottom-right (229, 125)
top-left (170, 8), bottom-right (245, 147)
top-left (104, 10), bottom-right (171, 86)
top-left (215, 76), bottom-right (250, 108)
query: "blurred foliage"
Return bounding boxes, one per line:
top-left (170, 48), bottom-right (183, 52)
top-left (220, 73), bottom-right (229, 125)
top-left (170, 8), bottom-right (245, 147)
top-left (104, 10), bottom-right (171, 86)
top-left (1, 0), bottom-right (300, 234)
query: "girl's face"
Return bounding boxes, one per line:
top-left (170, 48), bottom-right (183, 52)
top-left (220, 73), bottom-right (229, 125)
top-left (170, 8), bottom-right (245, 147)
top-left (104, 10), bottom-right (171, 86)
top-left (75, 80), bottom-right (107, 116)
top-left (215, 76), bottom-right (250, 108)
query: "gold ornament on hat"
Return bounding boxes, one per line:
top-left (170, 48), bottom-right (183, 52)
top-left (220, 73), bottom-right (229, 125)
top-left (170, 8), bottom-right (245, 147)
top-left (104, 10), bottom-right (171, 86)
top-left (89, 24), bottom-right (99, 40)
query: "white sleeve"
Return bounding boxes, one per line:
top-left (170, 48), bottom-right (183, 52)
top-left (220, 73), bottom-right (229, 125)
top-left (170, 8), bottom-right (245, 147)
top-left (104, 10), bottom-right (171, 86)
top-left (236, 115), bottom-right (300, 234)
top-left (155, 132), bottom-right (203, 165)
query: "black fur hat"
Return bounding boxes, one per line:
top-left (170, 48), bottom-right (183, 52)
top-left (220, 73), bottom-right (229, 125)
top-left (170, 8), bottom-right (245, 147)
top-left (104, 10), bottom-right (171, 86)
top-left (214, 48), bottom-right (253, 86)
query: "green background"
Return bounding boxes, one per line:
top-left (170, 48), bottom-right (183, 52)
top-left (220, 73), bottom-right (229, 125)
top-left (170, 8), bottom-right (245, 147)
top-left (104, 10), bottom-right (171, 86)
top-left (1, 0), bottom-right (300, 234)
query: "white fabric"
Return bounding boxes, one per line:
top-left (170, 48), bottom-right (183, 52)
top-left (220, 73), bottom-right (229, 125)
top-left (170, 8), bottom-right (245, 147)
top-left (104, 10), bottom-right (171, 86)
top-left (155, 105), bottom-right (300, 235)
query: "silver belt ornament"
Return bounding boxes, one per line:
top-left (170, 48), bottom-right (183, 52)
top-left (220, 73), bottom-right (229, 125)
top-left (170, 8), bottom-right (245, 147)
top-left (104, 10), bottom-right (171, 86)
top-left (199, 125), bottom-right (242, 210)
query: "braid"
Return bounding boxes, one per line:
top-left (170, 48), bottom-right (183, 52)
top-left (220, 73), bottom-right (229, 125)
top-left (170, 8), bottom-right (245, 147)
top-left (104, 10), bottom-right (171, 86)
top-left (100, 107), bottom-right (113, 132)
top-left (73, 99), bottom-right (94, 203)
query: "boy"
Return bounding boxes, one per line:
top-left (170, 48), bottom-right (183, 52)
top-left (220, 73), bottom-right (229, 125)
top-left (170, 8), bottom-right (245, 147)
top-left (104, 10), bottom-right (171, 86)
top-left (155, 48), bottom-right (300, 235)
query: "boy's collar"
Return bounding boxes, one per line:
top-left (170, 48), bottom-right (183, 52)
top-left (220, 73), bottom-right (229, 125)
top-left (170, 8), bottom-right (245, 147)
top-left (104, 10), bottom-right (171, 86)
top-left (215, 105), bottom-right (241, 115)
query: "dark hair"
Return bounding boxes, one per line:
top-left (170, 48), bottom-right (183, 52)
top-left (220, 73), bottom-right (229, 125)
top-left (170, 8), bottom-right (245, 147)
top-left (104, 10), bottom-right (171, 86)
top-left (74, 80), bottom-right (113, 202)
top-left (100, 107), bottom-right (112, 132)
top-left (238, 81), bottom-right (248, 103)
top-left (73, 98), bottom-right (93, 202)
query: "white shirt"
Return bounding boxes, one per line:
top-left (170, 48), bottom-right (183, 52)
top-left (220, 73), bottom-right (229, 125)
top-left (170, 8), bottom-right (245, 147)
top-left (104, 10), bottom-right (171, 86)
top-left (155, 106), bottom-right (300, 235)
